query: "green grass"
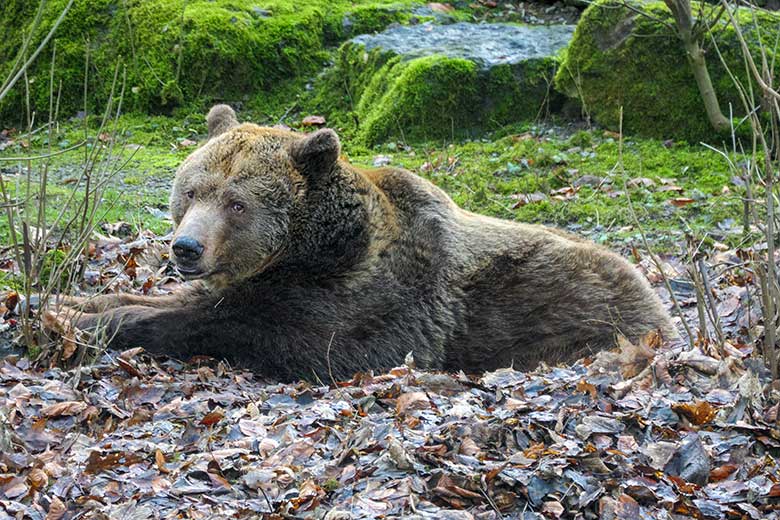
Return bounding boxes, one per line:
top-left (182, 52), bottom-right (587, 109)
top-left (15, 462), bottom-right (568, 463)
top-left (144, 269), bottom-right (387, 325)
top-left (2, 114), bottom-right (743, 256)
top-left (347, 127), bottom-right (743, 250)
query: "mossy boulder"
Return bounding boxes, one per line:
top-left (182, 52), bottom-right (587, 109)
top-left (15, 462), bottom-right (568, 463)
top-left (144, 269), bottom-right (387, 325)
top-left (555, 0), bottom-right (780, 142)
top-left (0, 0), bottom-right (416, 125)
top-left (312, 22), bottom-right (574, 145)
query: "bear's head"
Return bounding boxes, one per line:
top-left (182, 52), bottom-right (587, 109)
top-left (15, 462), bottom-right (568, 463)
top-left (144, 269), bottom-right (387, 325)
top-left (169, 105), bottom-right (343, 286)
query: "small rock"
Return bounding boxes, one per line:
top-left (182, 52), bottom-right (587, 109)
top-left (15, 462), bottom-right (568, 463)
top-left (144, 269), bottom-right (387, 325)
top-left (574, 175), bottom-right (607, 187)
top-left (342, 15), bottom-right (353, 32)
top-left (372, 155), bottom-right (392, 167)
top-left (84, 270), bottom-right (101, 286)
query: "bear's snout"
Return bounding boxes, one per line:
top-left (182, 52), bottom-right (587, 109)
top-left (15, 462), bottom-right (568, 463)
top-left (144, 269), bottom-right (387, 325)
top-left (172, 235), bottom-right (205, 270)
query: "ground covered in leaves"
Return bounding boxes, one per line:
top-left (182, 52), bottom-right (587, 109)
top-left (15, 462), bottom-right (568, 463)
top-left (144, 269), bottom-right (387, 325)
top-left (0, 229), bottom-right (776, 519)
top-left (0, 328), bottom-right (777, 519)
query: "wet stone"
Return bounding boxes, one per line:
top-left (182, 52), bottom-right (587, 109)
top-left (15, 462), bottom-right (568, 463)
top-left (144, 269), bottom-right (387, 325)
top-left (351, 22), bottom-right (574, 68)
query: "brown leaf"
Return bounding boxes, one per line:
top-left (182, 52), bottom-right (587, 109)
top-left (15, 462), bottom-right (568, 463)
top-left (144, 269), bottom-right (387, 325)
top-left (510, 131), bottom-right (535, 142)
top-left (301, 115), bottom-right (326, 126)
top-left (5, 291), bottom-right (19, 312)
top-left (155, 449), bottom-right (170, 474)
top-left (84, 451), bottom-right (143, 475)
top-left (608, 335), bottom-right (655, 379)
top-left (41, 311), bottom-right (78, 360)
top-left (395, 392), bottom-right (430, 414)
top-left (46, 497), bottom-right (66, 520)
top-left (576, 380), bottom-right (598, 399)
top-left (510, 192), bottom-right (546, 208)
top-left (459, 437), bottom-right (481, 457)
top-left (201, 409), bottom-right (225, 426)
top-left (709, 464), bottom-right (738, 482)
top-left (27, 468), bottom-right (48, 490)
top-left (672, 401), bottom-right (718, 425)
top-left (427, 2), bottom-right (454, 12)
top-left (40, 401), bottom-right (87, 418)
top-left (543, 501), bottom-right (564, 518)
top-left (198, 365), bottom-right (216, 382)
top-left (616, 494), bottom-right (641, 517)
top-left (669, 197), bottom-right (695, 207)
top-left (627, 177), bottom-right (655, 188)
top-left (117, 357), bottom-right (142, 377)
top-left (668, 474), bottom-right (697, 494)
top-left (119, 347), bottom-right (144, 361)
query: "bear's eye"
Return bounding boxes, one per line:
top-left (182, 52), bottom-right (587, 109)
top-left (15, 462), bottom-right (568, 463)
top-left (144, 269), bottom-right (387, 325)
top-left (230, 202), bottom-right (245, 214)
top-left (185, 190), bottom-right (195, 200)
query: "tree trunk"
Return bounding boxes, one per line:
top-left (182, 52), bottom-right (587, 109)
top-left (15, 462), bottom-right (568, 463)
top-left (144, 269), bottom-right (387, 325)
top-left (664, 0), bottom-right (730, 133)
top-left (682, 35), bottom-right (730, 132)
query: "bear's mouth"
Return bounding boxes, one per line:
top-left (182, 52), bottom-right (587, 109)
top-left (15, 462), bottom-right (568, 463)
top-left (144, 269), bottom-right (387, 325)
top-left (176, 265), bottom-right (208, 279)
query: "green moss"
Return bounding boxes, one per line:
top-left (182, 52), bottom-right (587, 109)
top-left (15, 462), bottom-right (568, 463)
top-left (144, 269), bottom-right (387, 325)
top-left (322, 478), bottom-right (340, 492)
top-left (555, 0), bottom-right (780, 141)
top-left (0, 0), bottom-right (423, 125)
top-left (358, 55), bottom-right (480, 144)
top-left (39, 249), bottom-right (69, 288)
top-left (323, 5), bottom-right (412, 44)
top-left (0, 271), bottom-right (24, 292)
top-left (310, 40), bottom-right (563, 146)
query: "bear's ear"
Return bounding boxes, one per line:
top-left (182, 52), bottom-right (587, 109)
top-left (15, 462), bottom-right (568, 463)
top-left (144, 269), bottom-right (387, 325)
top-left (287, 129), bottom-right (341, 180)
top-left (206, 104), bottom-right (238, 139)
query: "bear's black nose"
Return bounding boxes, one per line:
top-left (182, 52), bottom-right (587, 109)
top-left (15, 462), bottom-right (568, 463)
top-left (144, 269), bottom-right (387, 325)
top-left (172, 236), bottom-right (204, 262)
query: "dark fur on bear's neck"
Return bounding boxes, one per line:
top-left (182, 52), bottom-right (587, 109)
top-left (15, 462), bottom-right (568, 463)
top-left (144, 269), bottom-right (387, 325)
top-left (280, 166), bottom-right (373, 278)
top-left (74, 109), bottom-right (676, 383)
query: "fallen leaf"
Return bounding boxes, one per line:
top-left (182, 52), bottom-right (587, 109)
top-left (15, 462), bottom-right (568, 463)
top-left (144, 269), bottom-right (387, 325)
top-left (41, 311), bottom-right (78, 361)
top-left (427, 2), bottom-right (454, 12)
top-left (542, 500), bottom-right (564, 518)
top-left (672, 401), bottom-right (718, 425)
top-left (669, 197), bottom-right (695, 207)
top-left (301, 115), bottom-right (326, 126)
top-left (201, 409), bottom-right (225, 426)
top-left (709, 464), bottom-right (738, 482)
top-left (511, 191), bottom-right (546, 208)
top-left (396, 392), bottom-right (430, 414)
top-left (46, 497), bottom-right (66, 520)
top-left (155, 449), bottom-right (170, 474)
top-left (627, 177), bottom-right (656, 188)
top-left (84, 451), bottom-right (144, 475)
top-left (40, 401), bottom-right (87, 418)
top-left (27, 468), bottom-right (48, 489)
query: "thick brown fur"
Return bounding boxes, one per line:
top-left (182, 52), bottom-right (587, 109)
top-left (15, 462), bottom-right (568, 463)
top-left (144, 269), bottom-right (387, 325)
top-left (72, 105), bottom-right (675, 382)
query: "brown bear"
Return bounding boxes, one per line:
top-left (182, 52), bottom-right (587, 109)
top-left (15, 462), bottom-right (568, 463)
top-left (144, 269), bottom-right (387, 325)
top-left (70, 105), bottom-right (674, 382)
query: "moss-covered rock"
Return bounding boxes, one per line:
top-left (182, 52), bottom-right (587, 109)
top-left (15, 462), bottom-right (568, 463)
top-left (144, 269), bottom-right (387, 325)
top-left (312, 22), bottom-right (573, 145)
top-left (0, 0), bottom-right (417, 125)
top-left (555, 0), bottom-right (780, 141)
